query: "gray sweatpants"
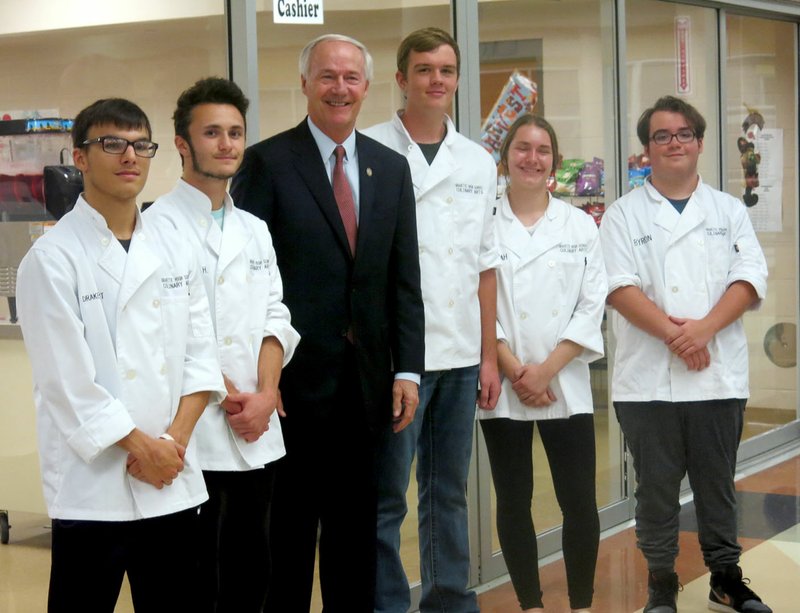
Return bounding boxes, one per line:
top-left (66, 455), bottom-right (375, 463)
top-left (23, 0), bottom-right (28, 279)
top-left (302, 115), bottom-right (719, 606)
top-left (615, 399), bottom-right (745, 572)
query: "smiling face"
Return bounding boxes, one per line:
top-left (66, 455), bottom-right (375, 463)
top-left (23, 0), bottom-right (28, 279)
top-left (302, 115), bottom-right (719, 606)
top-left (504, 123), bottom-right (554, 194)
top-left (397, 45), bottom-right (458, 115)
top-left (73, 123), bottom-right (151, 209)
top-left (176, 102), bottom-right (245, 184)
top-left (644, 110), bottom-right (703, 183)
top-left (302, 40), bottom-right (369, 142)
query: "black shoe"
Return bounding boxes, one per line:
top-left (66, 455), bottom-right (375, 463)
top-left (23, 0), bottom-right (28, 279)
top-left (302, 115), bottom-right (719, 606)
top-left (644, 569), bottom-right (680, 613)
top-left (708, 565), bottom-right (772, 612)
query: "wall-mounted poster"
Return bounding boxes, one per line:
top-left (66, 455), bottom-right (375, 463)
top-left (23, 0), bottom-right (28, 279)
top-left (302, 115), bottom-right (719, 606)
top-left (737, 109), bottom-right (783, 232)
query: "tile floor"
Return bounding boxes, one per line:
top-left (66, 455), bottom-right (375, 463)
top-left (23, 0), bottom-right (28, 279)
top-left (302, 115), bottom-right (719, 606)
top-left (476, 454), bottom-right (800, 612)
top-left (1, 454), bottom-right (798, 612)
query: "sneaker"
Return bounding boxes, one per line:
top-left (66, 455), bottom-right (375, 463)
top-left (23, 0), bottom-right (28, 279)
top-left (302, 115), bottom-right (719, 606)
top-left (644, 569), bottom-right (680, 613)
top-left (708, 565), bottom-right (772, 612)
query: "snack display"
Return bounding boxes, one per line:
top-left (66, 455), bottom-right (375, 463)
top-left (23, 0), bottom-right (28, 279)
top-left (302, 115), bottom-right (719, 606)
top-left (553, 157), bottom-right (604, 198)
top-left (628, 152), bottom-right (651, 188)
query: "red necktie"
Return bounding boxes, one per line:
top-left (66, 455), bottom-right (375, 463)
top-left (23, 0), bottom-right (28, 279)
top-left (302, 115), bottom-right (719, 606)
top-left (333, 145), bottom-right (358, 256)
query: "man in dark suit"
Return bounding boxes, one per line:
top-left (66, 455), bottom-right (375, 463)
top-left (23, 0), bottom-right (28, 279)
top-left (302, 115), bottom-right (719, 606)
top-left (231, 34), bottom-right (425, 613)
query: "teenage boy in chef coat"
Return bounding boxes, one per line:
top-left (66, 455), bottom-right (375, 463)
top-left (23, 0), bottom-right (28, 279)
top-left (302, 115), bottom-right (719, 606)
top-left (144, 77), bottom-right (299, 613)
top-left (600, 95), bottom-right (771, 613)
top-left (364, 28), bottom-right (500, 613)
top-left (16, 98), bottom-right (225, 612)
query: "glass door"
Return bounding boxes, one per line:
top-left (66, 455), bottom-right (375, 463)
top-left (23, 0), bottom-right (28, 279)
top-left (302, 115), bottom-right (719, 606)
top-left (473, 0), bottom-right (630, 584)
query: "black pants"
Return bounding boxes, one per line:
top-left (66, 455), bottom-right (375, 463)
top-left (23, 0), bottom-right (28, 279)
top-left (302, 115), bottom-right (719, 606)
top-left (197, 465), bottom-right (276, 613)
top-left (615, 399), bottom-right (745, 572)
top-left (48, 507), bottom-right (200, 613)
top-left (480, 415), bottom-right (599, 610)
top-left (266, 352), bottom-right (378, 613)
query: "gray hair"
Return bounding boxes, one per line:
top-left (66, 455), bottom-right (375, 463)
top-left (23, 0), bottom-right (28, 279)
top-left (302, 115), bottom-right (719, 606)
top-left (299, 34), bottom-right (374, 82)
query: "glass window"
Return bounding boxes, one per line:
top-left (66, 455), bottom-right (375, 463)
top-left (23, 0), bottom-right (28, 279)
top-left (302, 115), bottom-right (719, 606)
top-left (626, 0), bottom-right (720, 187)
top-left (477, 0), bottom-right (623, 574)
top-left (0, 4), bottom-right (227, 206)
top-left (725, 14), bottom-right (798, 438)
top-left (255, 2), bottom-right (451, 138)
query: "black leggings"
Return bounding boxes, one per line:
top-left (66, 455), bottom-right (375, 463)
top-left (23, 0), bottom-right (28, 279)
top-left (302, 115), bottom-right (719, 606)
top-left (480, 414), bottom-right (599, 610)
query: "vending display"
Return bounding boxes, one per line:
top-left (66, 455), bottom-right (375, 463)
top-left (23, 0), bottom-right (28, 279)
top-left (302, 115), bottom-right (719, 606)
top-left (0, 117), bottom-right (77, 323)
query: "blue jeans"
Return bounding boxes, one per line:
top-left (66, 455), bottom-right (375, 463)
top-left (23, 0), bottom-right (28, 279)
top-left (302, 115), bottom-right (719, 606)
top-left (375, 366), bottom-right (480, 613)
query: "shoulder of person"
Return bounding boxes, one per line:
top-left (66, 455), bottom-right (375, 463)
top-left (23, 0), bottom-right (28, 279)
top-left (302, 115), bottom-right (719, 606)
top-left (698, 182), bottom-right (746, 210)
top-left (246, 125), bottom-right (300, 160)
top-left (560, 199), bottom-right (599, 231)
top-left (360, 120), bottom-right (393, 141)
top-left (141, 194), bottom-right (182, 226)
top-left (357, 130), bottom-right (411, 167)
top-left (231, 204), bottom-right (270, 235)
top-left (34, 208), bottom-right (85, 252)
top-left (450, 130), bottom-right (494, 162)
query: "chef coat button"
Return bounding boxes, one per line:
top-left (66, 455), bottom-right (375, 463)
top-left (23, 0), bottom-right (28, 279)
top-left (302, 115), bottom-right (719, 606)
top-left (408, 144), bottom-right (414, 151)
top-left (152, 299), bottom-right (160, 308)
top-left (448, 300), bottom-right (454, 307)
top-left (126, 369), bottom-right (136, 380)
top-left (218, 275), bottom-right (225, 285)
top-left (520, 312), bottom-right (528, 320)
top-left (224, 336), bottom-right (232, 346)
top-left (552, 309), bottom-right (559, 317)
top-left (698, 239), bottom-right (704, 246)
top-left (419, 246), bottom-right (424, 254)
top-left (101, 237), bottom-right (109, 245)
top-left (548, 260), bottom-right (555, 268)
top-left (448, 247), bottom-right (454, 255)
top-left (200, 218), bottom-right (207, 227)
top-left (447, 197), bottom-right (453, 204)
top-left (672, 286), bottom-right (679, 293)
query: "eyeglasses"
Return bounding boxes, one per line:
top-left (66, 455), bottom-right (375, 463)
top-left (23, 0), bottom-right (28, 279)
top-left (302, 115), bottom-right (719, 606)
top-left (81, 136), bottom-right (159, 158)
top-left (650, 129), bottom-right (696, 146)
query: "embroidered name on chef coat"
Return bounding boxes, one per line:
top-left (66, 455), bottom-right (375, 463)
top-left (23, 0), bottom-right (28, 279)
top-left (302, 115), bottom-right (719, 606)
top-left (455, 183), bottom-right (484, 195)
top-left (81, 291), bottom-right (104, 303)
top-left (633, 234), bottom-right (653, 247)
top-left (558, 242), bottom-right (589, 254)
top-left (161, 275), bottom-right (185, 290)
top-left (706, 227), bottom-right (728, 237)
top-left (249, 258), bottom-right (267, 272)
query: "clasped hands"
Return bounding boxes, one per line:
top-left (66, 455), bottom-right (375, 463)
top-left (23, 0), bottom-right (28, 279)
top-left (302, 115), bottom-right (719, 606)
top-left (222, 387), bottom-right (283, 443)
top-left (509, 363), bottom-right (557, 408)
top-left (664, 315), bottom-right (714, 371)
top-left (126, 435), bottom-right (186, 490)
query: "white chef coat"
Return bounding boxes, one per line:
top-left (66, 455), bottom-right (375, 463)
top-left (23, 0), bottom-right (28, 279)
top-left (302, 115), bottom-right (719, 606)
top-left (16, 196), bottom-right (225, 521)
top-left (479, 194), bottom-right (607, 421)
top-left (364, 113), bottom-right (500, 370)
top-left (145, 180), bottom-right (300, 471)
top-left (600, 178), bottom-right (768, 402)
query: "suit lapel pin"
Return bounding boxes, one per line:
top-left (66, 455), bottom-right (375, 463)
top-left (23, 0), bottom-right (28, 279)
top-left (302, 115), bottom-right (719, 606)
top-left (366, 167), bottom-right (373, 177)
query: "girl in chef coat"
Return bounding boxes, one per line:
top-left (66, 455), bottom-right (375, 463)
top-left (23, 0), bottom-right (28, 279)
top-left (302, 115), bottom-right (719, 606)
top-left (478, 114), bottom-right (607, 612)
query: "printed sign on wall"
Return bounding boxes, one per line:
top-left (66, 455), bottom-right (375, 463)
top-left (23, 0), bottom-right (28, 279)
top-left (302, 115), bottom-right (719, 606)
top-left (273, 0), bottom-right (323, 24)
top-left (675, 17), bottom-right (691, 95)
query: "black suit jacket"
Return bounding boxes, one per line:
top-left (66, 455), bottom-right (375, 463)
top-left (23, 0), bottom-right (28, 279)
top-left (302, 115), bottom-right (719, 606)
top-left (231, 119), bottom-right (425, 429)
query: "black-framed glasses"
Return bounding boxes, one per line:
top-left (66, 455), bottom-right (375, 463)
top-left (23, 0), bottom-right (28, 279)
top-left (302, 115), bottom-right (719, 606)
top-left (81, 136), bottom-right (159, 158)
top-left (650, 129), bottom-right (696, 146)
